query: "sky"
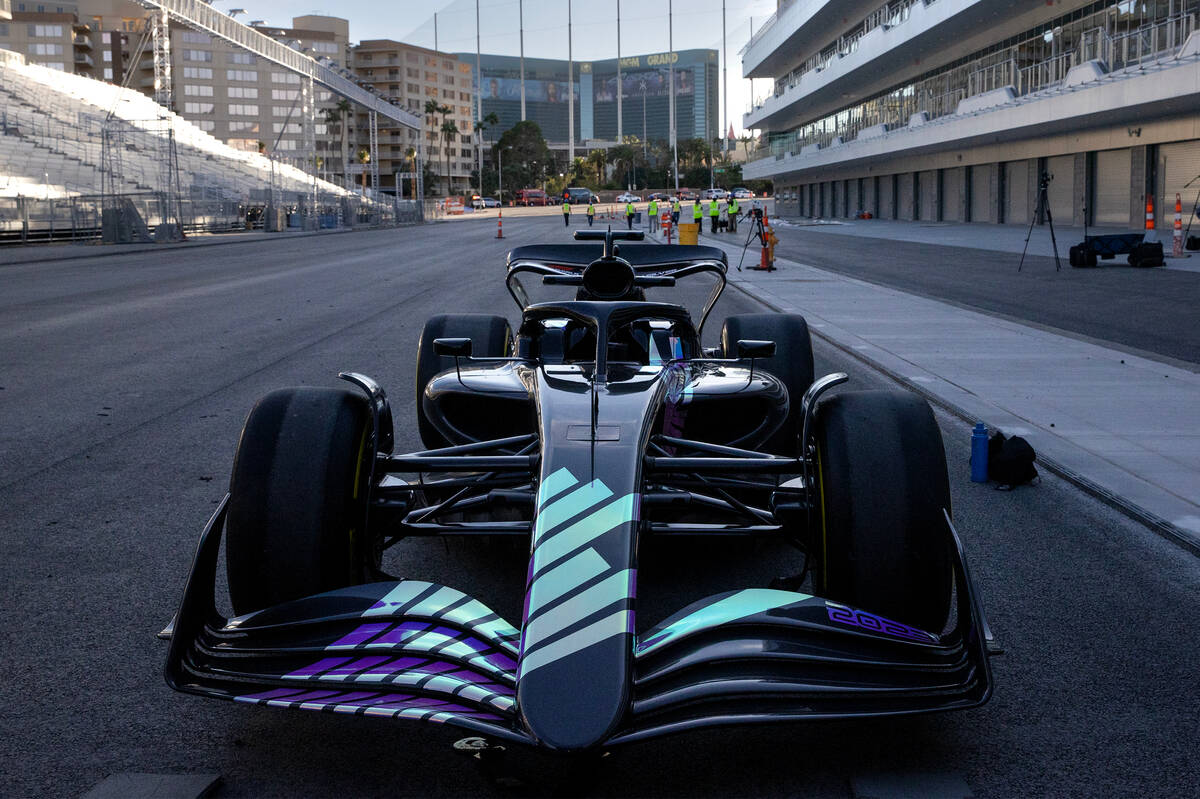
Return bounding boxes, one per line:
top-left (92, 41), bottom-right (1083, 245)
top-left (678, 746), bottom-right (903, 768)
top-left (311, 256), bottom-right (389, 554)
top-left (208, 0), bottom-right (779, 136)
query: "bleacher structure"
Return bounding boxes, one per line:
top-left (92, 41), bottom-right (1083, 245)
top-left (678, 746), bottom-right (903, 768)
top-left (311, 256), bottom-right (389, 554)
top-left (0, 48), bottom-right (405, 243)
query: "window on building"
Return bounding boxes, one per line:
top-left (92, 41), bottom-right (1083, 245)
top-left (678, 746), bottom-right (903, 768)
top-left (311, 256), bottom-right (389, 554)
top-left (183, 66), bottom-right (212, 79)
top-left (315, 123), bottom-right (327, 135)
top-left (406, 67), bottom-right (418, 78)
top-left (181, 32), bottom-right (211, 44)
top-left (317, 91), bottom-right (331, 101)
top-left (272, 122), bottom-right (302, 133)
top-left (228, 52), bottom-right (255, 65)
top-left (228, 86), bottom-right (257, 99)
top-left (359, 53), bottom-right (372, 61)
top-left (271, 89), bottom-right (299, 101)
top-left (272, 106), bottom-right (293, 116)
top-left (425, 71), bottom-right (437, 81)
top-left (443, 74), bottom-right (456, 85)
top-left (103, 51), bottom-right (112, 62)
top-left (183, 102), bottom-right (215, 114)
top-left (197, 120), bottom-right (215, 131)
top-left (442, 59), bottom-right (453, 70)
top-left (226, 69), bottom-right (258, 82)
top-left (228, 103), bottom-right (259, 116)
top-left (311, 41), bottom-right (338, 54)
top-left (407, 52), bottom-right (418, 63)
top-left (100, 31), bottom-right (110, 44)
top-left (184, 84), bottom-right (213, 96)
top-left (229, 121), bottom-right (259, 133)
top-left (271, 71), bottom-right (300, 84)
top-left (103, 68), bottom-right (112, 80)
top-left (407, 82), bottom-right (419, 93)
top-left (121, 18), bottom-right (141, 33)
top-left (276, 139), bottom-right (298, 150)
top-left (441, 89), bottom-right (453, 99)
top-left (183, 49), bottom-right (211, 62)
top-left (44, 62), bottom-right (65, 71)
top-left (27, 24), bottom-right (64, 37)
top-left (28, 43), bottom-right (64, 56)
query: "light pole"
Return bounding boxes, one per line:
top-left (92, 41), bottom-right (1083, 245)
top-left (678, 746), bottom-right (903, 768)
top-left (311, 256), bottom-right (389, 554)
top-left (497, 145), bottom-right (511, 204)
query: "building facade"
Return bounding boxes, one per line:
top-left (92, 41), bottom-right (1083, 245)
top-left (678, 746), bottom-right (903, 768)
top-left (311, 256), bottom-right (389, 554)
top-left (743, 0), bottom-right (1200, 231)
top-left (352, 39), bottom-right (473, 194)
top-left (464, 49), bottom-right (719, 147)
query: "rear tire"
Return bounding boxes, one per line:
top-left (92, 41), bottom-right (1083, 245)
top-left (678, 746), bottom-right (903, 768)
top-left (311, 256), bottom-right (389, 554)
top-left (813, 390), bottom-right (952, 632)
top-left (721, 313), bottom-right (814, 454)
top-left (226, 387), bottom-right (375, 616)
top-left (415, 314), bottom-right (512, 449)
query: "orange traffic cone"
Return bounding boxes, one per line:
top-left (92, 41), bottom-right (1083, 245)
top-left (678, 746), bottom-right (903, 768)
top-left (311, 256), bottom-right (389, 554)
top-left (496, 208), bottom-right (504, 239)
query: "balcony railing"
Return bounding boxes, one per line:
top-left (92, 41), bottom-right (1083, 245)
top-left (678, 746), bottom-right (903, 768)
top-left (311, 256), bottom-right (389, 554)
top-left (755, 10), bottom-right (1198, 161)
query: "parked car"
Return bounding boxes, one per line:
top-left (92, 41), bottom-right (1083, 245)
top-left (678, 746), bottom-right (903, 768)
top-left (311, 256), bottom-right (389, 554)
top-left (482, 197), bottom-right (501, 208)
top-left (700, 188), bottom-right (728, 201)
top-left (647, 192), bottom-right (673, 202)
top-left (731, 187), bottom-right (755, 199)
top-left (515, 188), bottom-right (550, 206)
top-left (616, 192), bottom-right (642, 203)
top-left (675, 188), bottom-right (697, 201)
top-left (562, 187), bottom-right (597, 205)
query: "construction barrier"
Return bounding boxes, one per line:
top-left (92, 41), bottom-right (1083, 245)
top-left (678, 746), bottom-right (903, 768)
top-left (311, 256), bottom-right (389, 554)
top-left (496, 207), bottom-right (504, 239)
top-left (678, 222), bottom-right (699, 246)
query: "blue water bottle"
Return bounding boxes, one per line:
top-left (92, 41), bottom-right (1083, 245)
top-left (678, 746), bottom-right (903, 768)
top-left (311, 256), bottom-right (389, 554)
top-left (970, 423), bottom-right (989, 483)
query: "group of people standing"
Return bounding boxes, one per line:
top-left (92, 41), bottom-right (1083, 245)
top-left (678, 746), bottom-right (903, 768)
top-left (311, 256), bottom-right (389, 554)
top-left (562, 195), bottom-right (744, 234)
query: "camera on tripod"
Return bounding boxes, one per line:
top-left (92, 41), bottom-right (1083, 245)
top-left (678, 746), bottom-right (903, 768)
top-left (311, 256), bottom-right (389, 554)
top-left (1039, 172), bottom-right (1054, 190)
top-left (752, 207), bottom-right (764, 220)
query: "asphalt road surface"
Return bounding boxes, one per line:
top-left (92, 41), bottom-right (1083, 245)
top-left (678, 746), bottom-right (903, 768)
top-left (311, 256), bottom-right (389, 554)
top-left (1, 216), bottom-right (1198, 798)
top-left (771, 230), bottom-right (1200, 366)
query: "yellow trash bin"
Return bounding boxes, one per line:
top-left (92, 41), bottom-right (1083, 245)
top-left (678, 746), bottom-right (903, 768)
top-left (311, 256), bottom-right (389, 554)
top-left (678, 222), bottom-right (699, 245)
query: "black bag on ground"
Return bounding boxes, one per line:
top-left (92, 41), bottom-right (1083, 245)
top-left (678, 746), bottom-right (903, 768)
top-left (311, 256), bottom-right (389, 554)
top-left (987, 431), bottom-right (1038, 489)
top-left (1186, 235), bottom-right (1200, 251)
top-left (1128, 241), bottom-right (1164, 267)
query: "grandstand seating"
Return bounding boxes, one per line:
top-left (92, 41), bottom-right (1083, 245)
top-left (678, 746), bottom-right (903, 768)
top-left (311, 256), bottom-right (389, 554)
top-left (0, 47), bottom-right (351, 203)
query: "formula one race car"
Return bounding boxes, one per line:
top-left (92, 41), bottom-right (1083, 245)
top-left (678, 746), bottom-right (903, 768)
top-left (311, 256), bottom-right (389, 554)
top-left (165, 229), bottom-right (994, 754)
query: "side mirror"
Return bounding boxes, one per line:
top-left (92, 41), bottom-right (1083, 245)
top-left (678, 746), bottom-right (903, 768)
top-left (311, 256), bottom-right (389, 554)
top-left (737, 339), bottom-right (776, 359)
top-left (433, 337), bottom-right (472, 358)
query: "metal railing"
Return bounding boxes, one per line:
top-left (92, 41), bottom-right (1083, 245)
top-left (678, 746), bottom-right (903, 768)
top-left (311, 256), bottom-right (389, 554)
top-left (756, 9), bottom-right (1198, 162)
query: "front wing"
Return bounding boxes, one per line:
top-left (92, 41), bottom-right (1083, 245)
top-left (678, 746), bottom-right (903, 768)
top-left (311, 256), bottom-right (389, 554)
top-left (165, 498), bottom-right (993, 750)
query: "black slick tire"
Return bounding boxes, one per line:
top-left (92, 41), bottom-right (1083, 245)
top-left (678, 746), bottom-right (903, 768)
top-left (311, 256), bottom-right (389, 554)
top-left (721, 313), bottom-right (815, 454)
top-left (813, 390), bottom-right (953, 632)
top-left (225, 386), bottom-right (375, 616)
top-left (415, 313), bottom-right (511, 449)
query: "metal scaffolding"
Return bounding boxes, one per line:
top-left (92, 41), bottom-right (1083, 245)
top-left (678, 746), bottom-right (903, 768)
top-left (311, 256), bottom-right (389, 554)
top-left (368, 110), bottom-right (380, 197)
top-left (151, 7), bottom-right (172, 110)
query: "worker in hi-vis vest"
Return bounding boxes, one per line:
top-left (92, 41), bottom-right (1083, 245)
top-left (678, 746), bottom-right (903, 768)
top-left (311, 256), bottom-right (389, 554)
top-left (562, 199), bottom-right (571, 227)
top-left (671, 198), bottom-right (681, 225)
top-left (625, 201), bottom-right (635, 230)
top-left (647, 198), bottom-right (659, 233)
top-left (692, 201), bottom-right (703, 233)
top-left (587, 202), bottom-right (595, 226)
top-left (728, 197), bottom-right (740, 233)
top-left (708, 198), bottom-right (720, 234)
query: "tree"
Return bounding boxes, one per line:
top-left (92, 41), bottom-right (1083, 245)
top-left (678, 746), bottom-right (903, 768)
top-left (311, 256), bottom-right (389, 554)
top-left (357, 148), bottom-right (370, 193)
top-left (425, 99), bottom-right (455, 195)
top-left (493, 120), bottom-right (552, 195)
top-left (587, 148), bottom-right (607, 184)
top-left (323, 98), bottom-right (352, 190)
top-left (403, 146), bottom-right (416, 198)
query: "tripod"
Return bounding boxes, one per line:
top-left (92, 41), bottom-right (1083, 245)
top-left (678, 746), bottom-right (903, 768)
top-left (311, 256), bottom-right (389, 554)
top-left (736, 209), bottom-right (770, 271)
top-left (1182, 172), bottom-right (1200, 245)
top-left (1018, 172), bottom-right (1062, 272)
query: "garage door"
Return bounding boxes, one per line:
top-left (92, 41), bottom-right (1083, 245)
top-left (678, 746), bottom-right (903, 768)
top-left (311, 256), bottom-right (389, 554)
top-left (879, 175), bottom-right (895, 219)
top-left (1159, 140), bottom-right (1200, 231)
top-left (942, 167), bottom-right (963, 221)
top-left (848, 179), bottom-right (859, 217)
top-left (898, 173), bottom-right (915, 220)
top-left (1094, 149), bottom-right (1132, 226)
top-left (919, 170), bottom-right (938, 221)
top-left (1047, 155), bottom-right (1075, 225)
top-left (971, 164), bottom-right (992, 222)
top-left (1006, 161), bottom-right (1030, 224)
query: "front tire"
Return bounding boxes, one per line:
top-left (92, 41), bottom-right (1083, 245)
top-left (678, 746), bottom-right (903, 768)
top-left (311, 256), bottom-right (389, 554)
top-left (813, 390), bottom-right (953, 632)
top-left (721, 313), bottom-right (815, 454)
top-left (415, 314), bottom-right (512, 449)
top-left (225, 387), bottom-right (375, 616)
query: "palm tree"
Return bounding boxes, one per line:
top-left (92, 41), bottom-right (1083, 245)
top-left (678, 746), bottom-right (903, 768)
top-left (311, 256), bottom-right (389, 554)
top-left (440, 119), bottom-right (459, 196)
top-left (404, 146), bottom-right (416, 199)
top-left (324, 98), bottom-right (352, 189)
top-left (357, 148), bottom-right (370, 193)
top-left (587, 148), bottom-right (607, 185)
top-left (425, 100), bottom-right (454, 195)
